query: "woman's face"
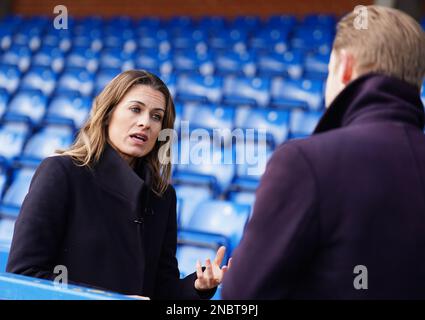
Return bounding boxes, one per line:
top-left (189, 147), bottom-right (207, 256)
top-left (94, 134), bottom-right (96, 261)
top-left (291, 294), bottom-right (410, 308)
top-left (107, 84), bottom-right (166, 165)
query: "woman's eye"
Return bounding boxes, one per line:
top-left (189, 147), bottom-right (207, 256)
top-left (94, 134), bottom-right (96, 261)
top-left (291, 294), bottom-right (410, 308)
top-left (130, 107), bottom-right (140, 113)
top-left (152, 114), bottom-right (163, 121)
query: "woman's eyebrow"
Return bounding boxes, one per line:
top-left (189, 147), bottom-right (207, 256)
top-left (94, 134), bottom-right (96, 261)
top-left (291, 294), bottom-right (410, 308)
top-left (128, 100), bottom-right (165, 112)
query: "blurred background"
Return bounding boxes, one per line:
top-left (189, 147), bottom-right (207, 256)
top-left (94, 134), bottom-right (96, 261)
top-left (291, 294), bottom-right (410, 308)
top-left (0, 0), bottom-right (423, 299)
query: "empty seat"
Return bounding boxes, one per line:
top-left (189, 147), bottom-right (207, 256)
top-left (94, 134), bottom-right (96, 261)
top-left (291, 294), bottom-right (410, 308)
top-left (98, 48), bottom-right (134, 70)
top-left (65, 47), bottom-right (99, 72)
top-left (175, 184), bottom-right (214, 228)
top-left (289, 109), bottom-right (323, 138)
top-left (56, 68), bottom-right (95, 96)
top-left (185, 200), bottom-right (250, 253)
top-left (176, 75), bottom-right (223, 104)
top-left (32, 45), bottom-right (65, 73)
top-left (0, 122), bottom-right (30, 162)
top-left (271, 77), bottom-right (324, 111)
top-left (94, 68), bottom-right (121, 95)
top-left (173, 51), bottom-right (214, 76)
top-left (0, 88), bottom-right (9, 119)
top-left (5, 89), bottom-right (47, 124)
top-left (135, 50), bottom-right (172, 76)
top-left (223, 76), bottom-right (270, 107)
top-left (235, 106), bottom-right (289, 147)
top-left (0, 166), bottom-right (36, 218)
top-left (183, 103), bottom-right (235, 133)
top-left (214, 51), bottom-right (256, 77)
top-left (174, 139), bottom-right (235, 194)
top-left (0, 64), bottom-right (20, 94)
top-left (257, 50), bottom-right (303, 79)
top-left (0, 45), bottom-right (31, 72)
top-left (20, 66), bottom-right (57, 96)
top-left (45, 93), bottom-right (91, 128)
top-left (18, 125), bottom-right (74, 166)
top-left (304, 52), bottom-right (331, 79)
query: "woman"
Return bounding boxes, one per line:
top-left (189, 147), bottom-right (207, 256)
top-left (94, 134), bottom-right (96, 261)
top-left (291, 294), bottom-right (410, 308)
top-left (6, 70), bottom-right (230, 299)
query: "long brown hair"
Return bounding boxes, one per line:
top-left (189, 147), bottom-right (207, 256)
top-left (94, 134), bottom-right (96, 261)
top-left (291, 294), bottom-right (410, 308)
top-left (57, 70), bottom-right (175, 196)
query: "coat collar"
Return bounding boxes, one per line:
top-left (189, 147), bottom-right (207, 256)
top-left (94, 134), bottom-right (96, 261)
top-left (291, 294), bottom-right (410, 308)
top-left (314, 73), bottom-right (425, 134)
top-left (92, 143), bottom-right (149, 212)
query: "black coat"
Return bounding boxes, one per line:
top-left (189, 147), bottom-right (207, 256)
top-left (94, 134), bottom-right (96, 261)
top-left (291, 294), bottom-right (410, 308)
top-left (6, 143), bottom-right (215, 299)
top-left (222, 74), bottom-right (425, 299)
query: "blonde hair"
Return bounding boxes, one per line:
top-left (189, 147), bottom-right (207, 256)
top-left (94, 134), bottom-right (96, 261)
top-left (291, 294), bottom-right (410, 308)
top-left (333, 5), bottom-right (425, 88)
top-left (57, 70), bottom-right (175, 196)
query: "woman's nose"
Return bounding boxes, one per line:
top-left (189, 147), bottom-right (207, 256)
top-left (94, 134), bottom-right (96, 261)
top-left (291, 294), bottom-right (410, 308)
top-left (137, 113), bottom-right (150, 128)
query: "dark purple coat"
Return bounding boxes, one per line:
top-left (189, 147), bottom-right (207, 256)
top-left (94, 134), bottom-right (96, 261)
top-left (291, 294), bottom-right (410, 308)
top-left (6, 143), bottom-right (215, 299)
top-left (222, 73), bottom-right (425, 299)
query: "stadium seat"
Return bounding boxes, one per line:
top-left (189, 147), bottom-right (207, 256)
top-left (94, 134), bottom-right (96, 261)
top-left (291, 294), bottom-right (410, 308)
top-left (137, 28), bottom-right (171, 52)
top-left (0, 121), bottom-right (30, 162)
top-left (183, 200), bottom-right (250, 253)
top-left (42, 29), bottom-right (72, 53)
top-left (257, 50), bottom-right (303, 79)
top-left (172, 29), bottom-right (208, 52)
top-left (45, 93), bottom-right (91, 128)
top-left (0, 64), bottom-right (20, 94)
top-left (99, 47), bottom-right (135, 70)
top-left (94, 68), bottom-right (121, 95)
top-left (304, 51), bottom-right (331, 79)
top-left (0, 45), bottom-right (32, 72)
top-left (20, 66), bottom-right (57, 96)
top-left (174, 139), bottom-right (235, 194)
top-left (214, 51), bottom-right (256, 77)
top-left (0, 166), bottom-right (36, 218)
top-left (56, 68), bottom-right (95, 96)
top-left (227, 190), bottom-right (256, 210)
top-left (223, 76), bottom-right (270, 107)
top-left (65, 47), bottom-right (99, 73)
top-left (173, 51), bottom-right (214, 76)
top-left (271, 77), bottom-right (324, 111)
top-left (289, 109), bottom-right (323, 138)
top-left (5, 89), bottom-right (47, 125)
top-left (183, 103), bottom-right (235, 134)
top-left (175, 184), bottom-right (214, 228)
top-left (17, 125), bottom-right (74, 166)
top-left (135, 49), bottom-right (172, 76)
top-left (250, 28), bottom-right (289, 53)
top-left (0, 88), bottom-right (9, 119)
top-left (235, 106), bottom-right (290, 147)
top-left (176, 75), bottom-right (223, 104)
top-left (209, 28), bottom-right (248, 53)
top-left (32, 45), bottom-right (65, 73)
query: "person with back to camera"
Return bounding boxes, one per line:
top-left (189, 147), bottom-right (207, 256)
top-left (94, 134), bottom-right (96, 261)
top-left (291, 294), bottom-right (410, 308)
top-left (6, 70), bottom-right (231, 299)
top-left (221, 5), bottom-right (425, 299)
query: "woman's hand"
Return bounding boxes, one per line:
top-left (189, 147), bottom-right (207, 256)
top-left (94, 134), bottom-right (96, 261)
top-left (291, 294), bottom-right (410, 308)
top-left (194, 246), bottom-right (233, 291)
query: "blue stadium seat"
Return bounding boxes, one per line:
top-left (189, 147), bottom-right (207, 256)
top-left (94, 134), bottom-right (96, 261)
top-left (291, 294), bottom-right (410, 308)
top-left (0, 217), bottom-right (15, 248)
top-left (173, 51), bottom-right (214, 76)
top-left (0, 243), bottom-right (10, 272)
top-left (56, 68), bottom-right (95, 96)
top-left (174, 102), bottom-right (183, 132)
top-left (45, 93), bottom-right (91, 128)
top-left (72, 31), bottom-right (103, 53)
top-left (174, 139), bottom-right (235, 194)
top-left (137, 28), bottom-right (171, 52)
top-left (32, 45), bottom-right (65, 73)
top-left (231, 16), bottom-right (261, 33)
top-left (232, 140), bottom-right (273, 191)
top-left (160, 73), bottom-right (177, 98)
top-left (0, 166), bottom-right (36, 218)
top-left (214, 51), bottom-right (256, 77)
top-left (257, 50), bottom-right (303, 79)
top-left (5, 89), bottom-right (47, 125)
top-left (250, 28), bottom-right (289, 53)
top-left (166, 16), bottom-right (195, 30)
top-left (65, 47), bottom-right (99, 72)
top-left (172, 29), bottom-right (208, 52)
top-left (303, 14), bottom-right (337, 28)
top-left (184, 200), bottom-right (250, 253)
top-left (227, 190), bottom-right (256, 210)
top-left (304, 52), bottom-right (331, 79)
top-left (135, 50), bottom-right (172, 76)
top-left (291, 26), bottom-right (334, 52)
top-left (209, 28), bottom-right (247, 53)
top-left (103, 28), bottom-right (137, 53)
top-left (198, 16), bottom-right (226, 31)
top-left (94, 68), bottom-right (121, 95)
top-left (183, 103), bottom-right (235, 133)
top-left (266, 15), bottom-right (297, 30)
top-left (235, 106), bottom-right (290, 147)
top-left (42, 29), bottom-right (72, 52)
top-left (223, 76), bottom-right (270, 107)
top-left (99, 48), bottom-right (135, 70)
top-left (271, 77), bottom-right (324, 111)
top-left (20, 66), bottom-right (57, 96)
top-left (0, 45), bottom-right (32, 72)
top-left (175, 184), bottom-right (214, 228)
top-left (176, 75), bottom-right (223, 104)
top-left (289, 109), bottom-right (323, 138)
top-left (0, 88), bottom-right (9, 119)
top-left (0, 122), bottom-right (30, 162)
top-left (18, 125), bottom-right (74, 166)
top-left (0, 64), bottom-right (20, 94)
